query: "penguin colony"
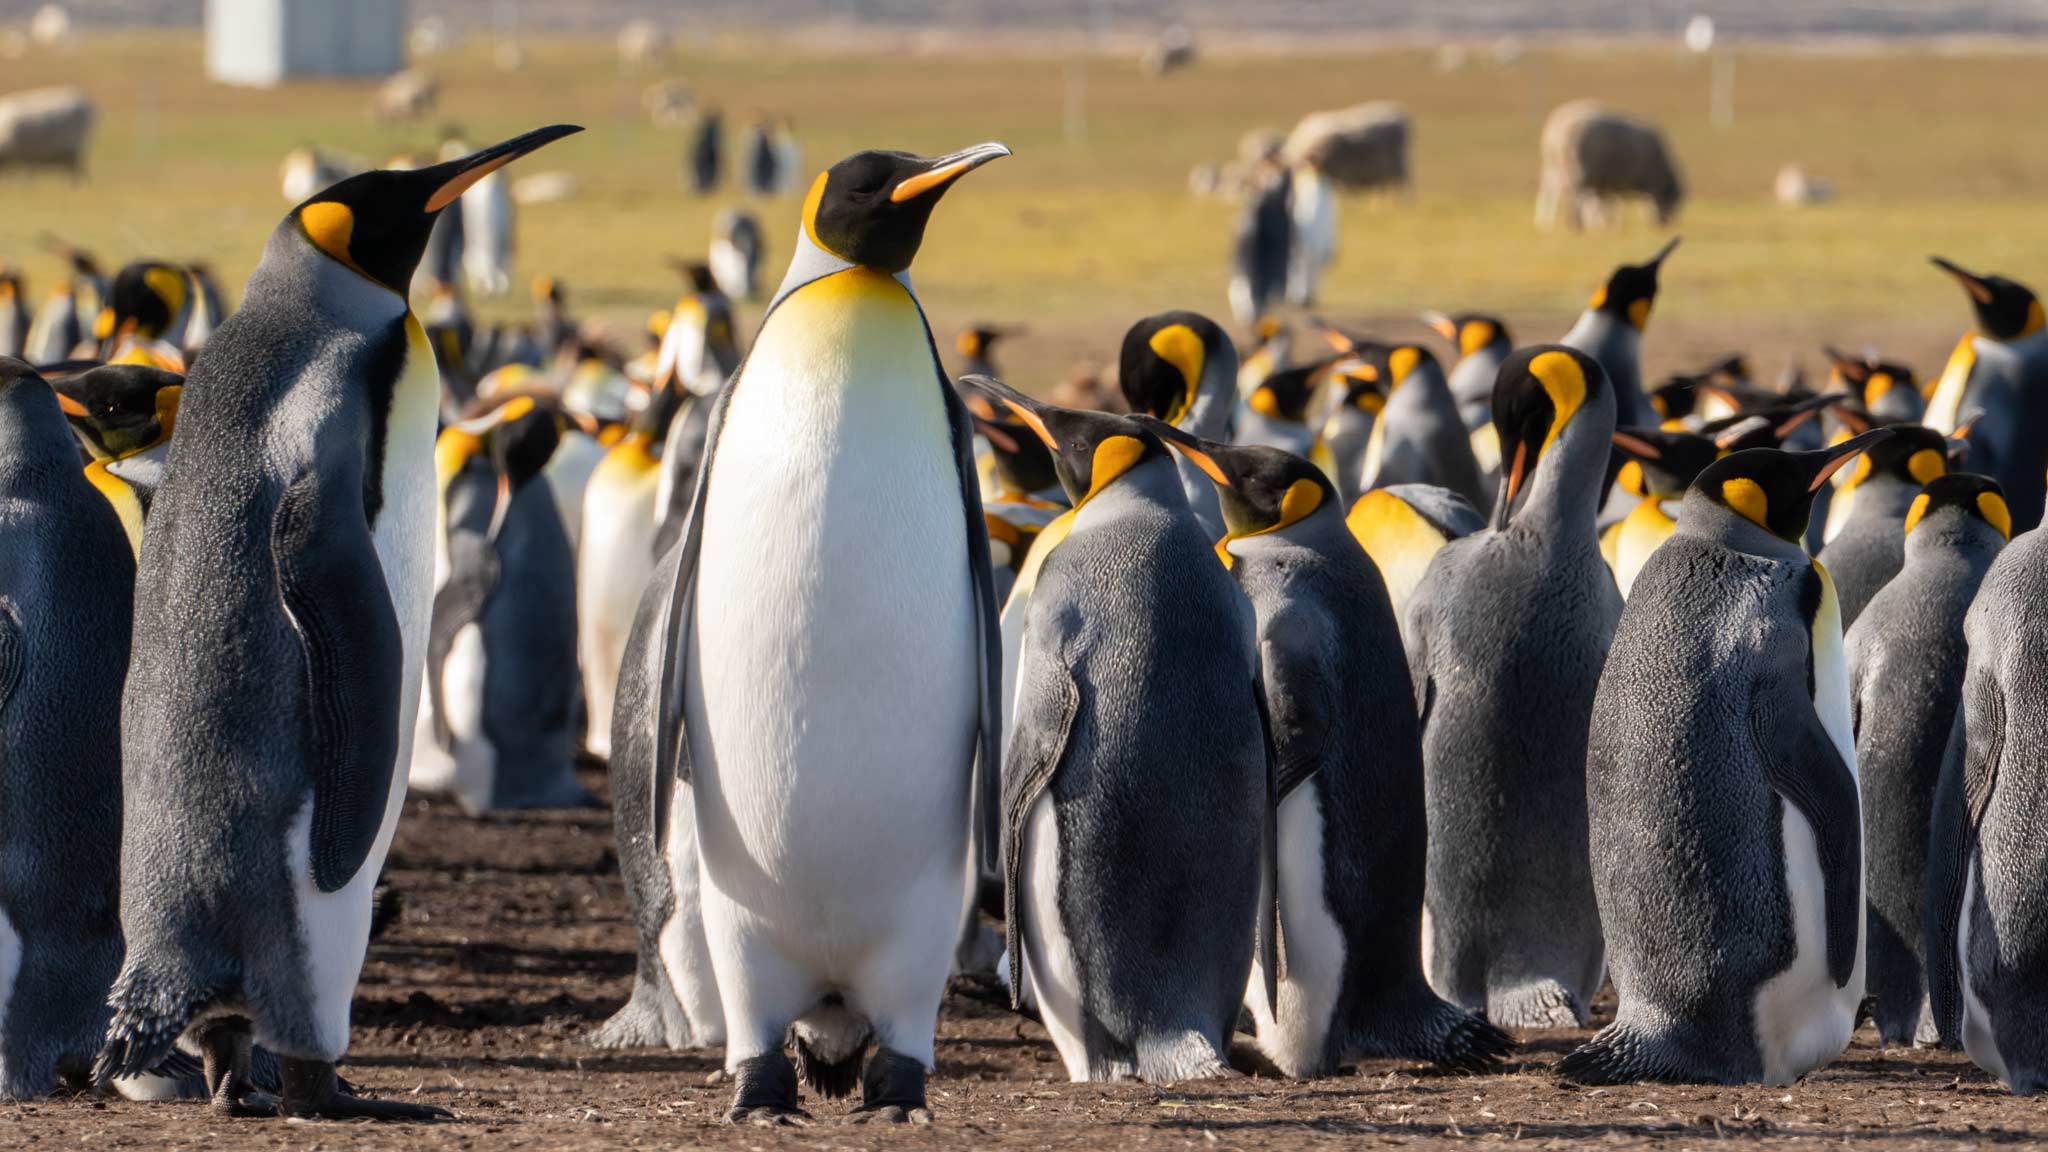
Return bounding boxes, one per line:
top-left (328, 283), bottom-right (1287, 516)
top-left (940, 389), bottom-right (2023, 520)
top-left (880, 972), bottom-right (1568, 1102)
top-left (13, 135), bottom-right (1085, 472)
top-left (0, 131), bottom-right (2045, 1128)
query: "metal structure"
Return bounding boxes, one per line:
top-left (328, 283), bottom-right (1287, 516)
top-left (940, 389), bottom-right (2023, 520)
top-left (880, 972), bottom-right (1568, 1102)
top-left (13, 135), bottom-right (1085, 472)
top-left (205, 0), bottom-right (407, 87)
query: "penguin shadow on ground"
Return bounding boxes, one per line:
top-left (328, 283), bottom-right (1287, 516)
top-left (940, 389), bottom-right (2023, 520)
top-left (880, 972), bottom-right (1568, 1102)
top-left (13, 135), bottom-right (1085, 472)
top-left (354, 987), bottom-right (620, 1033)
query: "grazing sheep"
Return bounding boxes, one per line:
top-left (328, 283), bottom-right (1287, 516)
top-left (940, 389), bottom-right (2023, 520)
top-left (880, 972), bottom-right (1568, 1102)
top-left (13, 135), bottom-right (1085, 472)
top-left (1281, 102), bottom-right (1410, 195)
top-left (0, 87), bottom-right (93, 177)
top-left (1536, 100), bottom-right (1683, 231)
top-left (1143, 24), bottom-right (1195, 77)
top-left (374, 69), bottom-right (437, 122)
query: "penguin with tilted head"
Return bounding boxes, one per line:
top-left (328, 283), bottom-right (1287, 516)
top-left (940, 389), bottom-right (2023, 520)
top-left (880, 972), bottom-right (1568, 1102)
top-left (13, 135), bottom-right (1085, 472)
top-left (1604, 426), bottom-right (1721, 597)
top-left (1849, 473), bottom-right (2008, 1048)
top-left (1237, 357), bottom-right (1327, 458)
top-left (1344, 484), bottom-right (1484, 639)
top-left (1826, 346), bottom-right (1921, 425)
top-left (1563, 238), bottom-right (1678, 430)
top-left (1405, 345), bottom-right (1620, 1028)
top-left (1926, 516), bottom-right (2048, 1093)
top-left (93, 125), bottom-right (580, 1121)
top-left (1116, 310), bottom-right (1238, 538)
top-left (1355, 339), bottom-right (1489, 513)
top-left (1925, 257), bottom-right (2048, 533)
top-left (969, 377), bottom-right (1276, 1084)
top-left (1424, 311), bottom-right (1513, 433)
top-left (411, 395), bottom-right (590, 815)
top-left (50, 362), bottom-right (184, 555)
top-left (648, 143), bottom-right (1008, 1124)
top-left (1817, 424), bottom-right (1951, 628)
top-left (0, 359), bottom-right (150, 1098)
top-left (1564, 431), bottom-right (1888, 1085)
top-left (1142, 420), bottom-right (1513, 1077)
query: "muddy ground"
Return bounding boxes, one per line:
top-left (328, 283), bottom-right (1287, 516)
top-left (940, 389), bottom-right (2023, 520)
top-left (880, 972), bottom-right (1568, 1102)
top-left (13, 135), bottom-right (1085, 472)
top-left (14, 766), bottom-right (2041, 1150)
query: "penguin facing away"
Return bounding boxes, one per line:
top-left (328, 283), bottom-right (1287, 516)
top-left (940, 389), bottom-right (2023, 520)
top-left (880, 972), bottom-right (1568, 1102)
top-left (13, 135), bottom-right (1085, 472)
top-left (1319, 362), bottom-right (1385, 506)
top-left (1562, 237), bottom-right (1679, 430)
top-left (1605, 426), bottom-right (1722, 598)
top-left (1816, 424), bottom-right (1951, 628)
top-left (1143, 420), bottom-right (1513, 1078)
top-left (1115, 310), bottom-right (1238, 539)
top-left (1564, 432), bottom-right (1888, 1085)
top-left (0, 359), bottom-right (140, 1098)
top-left (1848, 473), bottom-right (2008, 1048)
top-left (649, 143), bottom-right (1008, 1124)
top-left (1356, 341), bottom-right (1489, 513)
top-left (1425, 311), bottom-right (1514, 433)
top-left (971, 379), bottom-right (1277, 1084)
top-left (94, 125), bottom-right (579, 1121)
top-left (1405, 345), bottom-right (1621, 1029)
top-left (1344, 483), bottom-right (1483, 636)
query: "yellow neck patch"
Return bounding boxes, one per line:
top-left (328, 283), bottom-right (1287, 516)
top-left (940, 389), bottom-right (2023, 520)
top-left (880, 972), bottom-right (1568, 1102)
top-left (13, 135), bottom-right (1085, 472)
top-left (153, 384), bottom-right (182, 440)
top-left (1720, 477), bottom-right (1770, 530)
top-left (1222, 478), bottom-right (1324, 555)
top-left (436, 428), bottom-right (483, 486)
top-left (1147, 324), bottom-right (1205, 426)
top-left (1980, 491), bottom-right (2014, 538)
top-left (1588, 285), bottom-right (1608, 310)
top-left (1459, 321), bottom-right (1494, 357)
top-left (1627, 298), bottom-right (1652, 330)
top-left (1082, 435), bottom-right (1146, 503)
top-left (1864, 372), bottom-right (1894, 404)
top-left (1388, 346), bottom-right (1421, 390)
top-left (1528, 350), bottom-right (1588, 452)
top-left (1248, 387), bottom-right (1280, 417)
top-left (1908, 447), bottom-right (1947, 486)
top-left (83, 460), bottom-right (144, 556)
top-left (2028, 298), bottom-right (2047, 338)
top-left (800, 170), bottom-right (830, 254)
top-left (1617, 459), bottom-right (1646, 498)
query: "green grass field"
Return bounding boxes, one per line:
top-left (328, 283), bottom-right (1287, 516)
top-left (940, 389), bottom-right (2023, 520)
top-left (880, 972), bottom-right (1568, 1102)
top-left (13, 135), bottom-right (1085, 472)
top-left (3, 32), bottom-right (2045, 387)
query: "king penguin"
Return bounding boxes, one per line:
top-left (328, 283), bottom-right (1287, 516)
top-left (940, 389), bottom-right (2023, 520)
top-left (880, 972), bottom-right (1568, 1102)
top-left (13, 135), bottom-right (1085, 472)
top-left (579, 396), bottom-right (671, 763)
top-left (1826, 346), bottom-right (1922, 425)
top-left (1115, 310), bottom-right (1238, 539)
top-left (1563, 432), bottom-right (1887, 1085)
top-left (1344, 484), bottom-right (1483, 637)
top-left (1356, 341), bottom-right (1489, 513)
top-left (1425, 311), bottom-right (1514, 433)
top-left (969, 378), bottom-right (1276, 1085)
top-left (50, 362), bottom-right (185, 555)
top-left (1848, 472), bottom-right (2008, 1048)
top-left (1925, 257), bottom-right (2048, 534)
top-left (1142, 420), bottom-right (1513, 1078)
top-left (99, 260), bottom-right (195, 359)
top-left (0, 268), bottom-right (27, 359)
top-left (649, 143), bottom-right (1007, 1124)
top-left (1562, 237), bottom-right (1679, 430)
top-left (1926, 515), bottom-right (2048, 1094)
top-left (1318, 360), bottom-right (1385, 506)
top-left (1604, 426), bottom-right (1722, 597)
top-left (1924, 257), bottom-right (2044, 435)
top-left (1816, 424), bottom-right (1951, 627)
top-left (0, 359), bottom-right (140, 1098)
top-left (93, 125), bottom-right (579, 1120)
top-left (1405, 345), bottom-right (1620, 1028)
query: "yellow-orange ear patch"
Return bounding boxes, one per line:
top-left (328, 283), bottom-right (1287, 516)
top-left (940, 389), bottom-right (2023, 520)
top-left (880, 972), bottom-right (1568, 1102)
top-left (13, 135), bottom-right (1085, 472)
top-left (144, 266), bottom-right (188, 318)
top-left (1978, 491), bottom-right (2013, 539)
top-left (1459, 321), bottom-right (1494, 357)
top-left (1528, 350), bottom-right (1588, 451)
top-left (1908, 447), bottom-right (1947, 486)
top-left (1083, 435), bottom-right (1147, 502)
top-left (1147, 324), bottom-right (1205, 425)
top-left (1248, 387), bottom-right (1280, 417)
top-left (800, 170), bottom-right (829, 251)
top-left (1720, 477), bottom-right (1770, 529)
top-left (1903, 493), bottom-right (1930, 537)
top-left (1628, 298), bottom-right (1652, 330)
top-left (1388, 346), bottom-right (1422, 387)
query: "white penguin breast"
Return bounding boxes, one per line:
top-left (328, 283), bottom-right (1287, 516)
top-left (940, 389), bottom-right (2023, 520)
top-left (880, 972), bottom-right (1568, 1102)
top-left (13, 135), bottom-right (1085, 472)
top-left (1957, 863), bottom-right (2010, 1085)
top-left (0, 905), bottom-right (18, 1044)
top-left (1248, 780), bottom-right (1346, 1077)
top-left (687, 269), bottom-right (977, 912)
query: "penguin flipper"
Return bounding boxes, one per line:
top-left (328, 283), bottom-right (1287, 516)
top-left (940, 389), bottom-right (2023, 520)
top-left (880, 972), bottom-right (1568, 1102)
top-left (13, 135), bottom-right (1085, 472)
top-left (1251, 675), bottom-right (1283, 1005)
top-left (0, 598), bottom-right (20, 711)
top-left (1749, 678), bottom-right (1864, 991)
top-left (1258, 617), bottom-right (1335, 800)
top-left (939, 376), bottom-right (1007, 885)
top-left (425, 531), bottom-right (500, 752)
top-left (1001, 640), bottom-right (1079, 1013)
top-left (273, 468), bottom-right (405, 894)
top-left (1926, 670), bottom-right (2004, 1044)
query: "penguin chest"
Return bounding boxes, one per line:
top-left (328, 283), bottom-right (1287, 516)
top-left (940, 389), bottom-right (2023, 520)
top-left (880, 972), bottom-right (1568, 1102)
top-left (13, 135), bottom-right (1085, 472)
top-left (689, 269), bottom-right (977, 895)
top-left (376, 316), bottom-right (446, 669)
top-left (1614, 499), bottom-right (1677, 598)
top-left (1250, 779), bottom-right (1348, 1077)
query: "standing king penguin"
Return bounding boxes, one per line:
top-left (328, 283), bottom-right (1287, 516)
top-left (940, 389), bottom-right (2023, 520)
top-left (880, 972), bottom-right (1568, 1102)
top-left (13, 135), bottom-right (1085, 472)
top-left (650, 144), bottom-right (1007, 1124)
top-left (1116, 311), bottom-right (1238, 539)
top-left (1927, 518), bottom-right (2048, 1094)
top-left (974, 382), bottom-right (1276, 1085)
top-left (94, 126), bottom-right (580, 1120)
top-left (1562, 238), bottom-right (1678, 431)
top-left (1849, 473), bottom-right (2008, 1048)
top-left (1565, 433), bottom-right (1888, 1085)
top-left (1144, 422), bottom-right (1513, 1078)
top-left (1405, 345), bottom-right (1620, 1028)
top-left (1925, 258), bottom-right (2048, 534)
top-left (1815, 425), bottom-right (1951, 628)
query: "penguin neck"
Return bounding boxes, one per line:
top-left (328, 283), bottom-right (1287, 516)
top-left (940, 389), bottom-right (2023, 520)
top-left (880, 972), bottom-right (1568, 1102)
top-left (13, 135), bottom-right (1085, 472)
top-left (1224, 506), bottom-right (1352, 569)
top-left (1842, 474), bottom-right (1921, 524)
top-left (1904, 512), bottom-right (2005, 574)
top-left (1676, 491), bottom-right (1810, 562)
top-left (1566, 313), bottom-right (1643, 423)
top-left (1505, 404), bottom-right (1614, 545)
top-left (1072, 455), bottom-right (1184, 527)
top-left (768, 230), bottom-right (912, 316)
top-left (1182, 362), bottom-right (1239, 442)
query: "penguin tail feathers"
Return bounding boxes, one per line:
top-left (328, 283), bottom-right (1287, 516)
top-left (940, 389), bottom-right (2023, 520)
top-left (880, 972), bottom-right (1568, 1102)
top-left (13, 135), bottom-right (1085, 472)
top-left (1556, 1022), bottom-right (1689, 1086)
top-left (1427, 1011), bottom-right (1517, 1074)
top-left (789, 999), bottom-right (872, 1101)
top-left (93, 967), bottom-right (211, 1088)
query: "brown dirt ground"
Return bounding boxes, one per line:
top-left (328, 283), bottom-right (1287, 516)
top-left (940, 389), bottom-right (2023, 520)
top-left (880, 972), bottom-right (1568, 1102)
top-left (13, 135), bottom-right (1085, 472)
top-left (14, 765), bottom-right (2042, 1150)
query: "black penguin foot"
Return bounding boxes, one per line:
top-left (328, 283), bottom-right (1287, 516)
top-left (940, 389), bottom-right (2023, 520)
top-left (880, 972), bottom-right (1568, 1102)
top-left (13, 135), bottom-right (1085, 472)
top-left (279, 1057), bottom-right (450, 1121)
top-left (201, 1021), bottom-right (278, 1117)
top-left (851, 1048), bottom-right (931, 1124)
top-left (727, 1052), bottom-right (808, 1126)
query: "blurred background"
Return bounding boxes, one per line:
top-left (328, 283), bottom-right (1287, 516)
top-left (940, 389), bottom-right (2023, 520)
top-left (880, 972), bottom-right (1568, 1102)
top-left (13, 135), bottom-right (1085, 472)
top-left (0, 0), bottom-right (2044, 389)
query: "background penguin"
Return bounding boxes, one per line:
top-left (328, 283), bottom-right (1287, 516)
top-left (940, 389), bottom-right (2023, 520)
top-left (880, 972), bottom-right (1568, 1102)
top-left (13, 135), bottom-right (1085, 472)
top-left (1826, 346), bottom-right (1922, 424)
top-left (1605, 426), bottom-right (1722, 597)
top-left (972, 380), bottom-right (1275, 1084)
top-left (743, 117), bottom-right (778, 195)
top-left (1404, 345), bottom-right (1619, 1028)
top-left (1925, 256), bottom-right (2043, 434)
top-left (1318, 360), bottom-right (1384, 505)
top-left (95, 125), bottom-right (577, 1121)
top-left (1817, 425), bottom-right (1951, 627)
top-left (0, 267), bottom-right (27, 358)
top-left (1285, 163), bottom-right (1336, 308)
top-left (452, 135), bottom-right (520, 297)
top-left (1925, 258), bottom-right (2048, 534)
top-left (1562, 237), bottom-right (1679, 430)
top-left (591, 541), bottom-right (724, 1053)
top-left (971, 403), bottom-right (1068, 606)
top-left (411, 396), bottom-right (591, 815)
top-left (1848, 473), bottom-right (2008, 1048)
top-left (687, 107), bottom-right (723, 195)
top-left (182, 262), bottom-right (229, 354)
top-left (1238, 357), bottom-right (1327, 458)
top-left (650, 269), bottom-right (742, 555)
top-left (1425, 311), bottom-right (1514, 433)
top-left (1229, 163), bottom-right (1291, 327)
top-left (23, 277), bottom-right (83, 365)
top-left (1927, 518), bottom-right (2048, 1094)
top-left (1564, 432), bottom-right (1887, 1085)
top-left (1145, 421), bottom-right (1513, 1078)
top-left (954, 323), bottom-right (1013, 381)
top-left (1356, 341), bottom-right (1489, 514)
top-left (1344, 483), bottom-right (1483, 636)
top-left (1116, 310), bottom-right (1238, 538)
top-left (578, 400), bottom-right (669, 762)
top-left (50, 362), bottom-right (185, 554)
top-left (651, 144), bottom-right (1007, 1124)
top-left (0, 359), bottom-right (141, 1098)
top-left (710, 208), bottom-right (765, 301)
top-left (1237, 316), bottom-right (1289, 399)
top-left (99, 260), bottom-right (194, 358)
top-left (531, 275), bottom-right (573, 358)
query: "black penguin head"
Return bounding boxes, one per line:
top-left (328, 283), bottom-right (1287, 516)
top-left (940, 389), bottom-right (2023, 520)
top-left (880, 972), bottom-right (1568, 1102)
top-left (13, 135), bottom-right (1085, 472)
top-left (668, 257), bottom-right (719, 294)
top-left (0, 357), bottom-right (87, 467)
top-left (963, 374), bottom-right (1165, 508)
top-left (48, 363), bottom-right (184, 461)
top-left (1837, 423), bottom-right (1949, 492)
top-left (1610, 426), bottom-right (1720, 499)
top-left (955, 324), bottom-right (1010, 362)
top-left (1698, 390), bottom-right (1849, 454)
top-left (1137, 418), bottom-right (1336, 547)
top-left (1691, 430), bottom-right (1891, 545)
top-left (1931, 257), bottom-right (2044, 342)
top-left (963, 389), bottom-right (1061, 497)
top-left (1246, 358), bottom-right (1333, 425)
top-left (1824, 347), bottom-right (1918, 414)
top-left (292, 124), bottom-right (582, 294)
top-left (1118, 311), bottom-right (1230, 425)
top-left (801, 143), bottom-right (1010, 273)
top-left (1423, 311), bottom-right (1512, 360)
top-left (1588, 237), bottom-right (1680, 331)
top-left (1332, 360), bottom-right (1387, 416)
top-left (1490, 344), bottom-right (1608, 524)
top-left (443, 394), bottom-right (561, 536)
top-left (1905, 472), bottom-right (2011, 543)
top-left (99, 260), bottom-right (189, 346)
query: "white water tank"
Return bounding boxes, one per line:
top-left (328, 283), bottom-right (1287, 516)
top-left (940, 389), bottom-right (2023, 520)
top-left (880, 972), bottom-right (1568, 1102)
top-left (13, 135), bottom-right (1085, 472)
top-left (206, 0), bottom-right (407, 87)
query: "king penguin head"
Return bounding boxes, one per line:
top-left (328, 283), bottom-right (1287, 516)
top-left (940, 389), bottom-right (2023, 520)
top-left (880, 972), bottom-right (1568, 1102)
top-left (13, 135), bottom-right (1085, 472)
top-left (1489, 344), bottom-right (1610, 527)
top-left (961, 373), bottom-right (1165, 510)
top-left (290, 124), bottom-right (583, 295)
top-left (1685, 429), bottom-right (1891, 552)
top-left (1138, 417), bottom-right (1337, 557)
top-left (798, 143), bottom-right (1010, 273)
top-left (1930, 256), bottom-right (2044, 342)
